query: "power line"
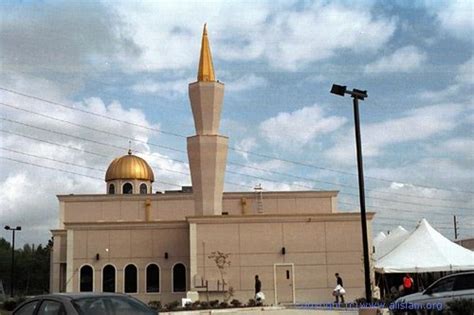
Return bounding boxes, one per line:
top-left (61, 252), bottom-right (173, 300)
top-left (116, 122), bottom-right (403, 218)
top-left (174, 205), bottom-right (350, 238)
top-left (1, 86), bottom-right (472, 195)
top-left (1, 107), bottom-right (472, 211)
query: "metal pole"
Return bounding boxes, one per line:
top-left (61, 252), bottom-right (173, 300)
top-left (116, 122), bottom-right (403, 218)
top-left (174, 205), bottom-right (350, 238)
top-left (453, 215), bottom-right (458, 240)
top-left (10, 230), bottom-right (15, 297)
top-left (352, 96), bottom-right (372, 302)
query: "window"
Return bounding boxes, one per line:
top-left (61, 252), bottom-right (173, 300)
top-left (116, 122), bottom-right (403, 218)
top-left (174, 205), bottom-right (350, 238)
top-left (14, 301), bottom-right (39, 315)
top-left (123, 183), bottom-right (133, 194)
top-left (140, 183), bottom-right (148, 194)
top-left (124, 264), bottom-right (138, 293)
top-left (108, 184), bottom-right (115, 194)
top-left (454, 274), bottom-right (474, 291)
top-left (80, 265), bottom-right (93, 292)
top-left (430, 277), bottom-right (455, 293)
top-left (173, 263), bottom-right (186, 292)
top-left (37, 300), bottom-right (66, 315)
top-left (146, 264), bottom-right (160, 293)
top-left (102, 264), bottom-right (116, 292)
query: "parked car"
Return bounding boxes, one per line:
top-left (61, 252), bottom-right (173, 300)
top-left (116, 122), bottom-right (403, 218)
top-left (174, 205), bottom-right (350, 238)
top-left (13, 292), bottom-right (157, 315)
top-left (392, 271), bottom-right (474, 314)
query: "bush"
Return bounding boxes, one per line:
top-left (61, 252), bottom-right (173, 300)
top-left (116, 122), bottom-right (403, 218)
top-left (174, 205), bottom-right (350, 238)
top-left (200, 301), bottom-right (209, 309)
top-left (247, 299), bottom-right (256, 307)
top-left (446, 298), bottom-right (474, 315)
top-left (230, 299), bottom-right (242, 307)
top-left (148, 300), bottom-right (162, 311)
top-left (3, 299), bottom-right (17, 311)
top-left (165, 300), bottom-right (180, 311)
top-left (219, 301), bottom-right (229, 308)
top-left (209, 299), bottom-right (219, 308)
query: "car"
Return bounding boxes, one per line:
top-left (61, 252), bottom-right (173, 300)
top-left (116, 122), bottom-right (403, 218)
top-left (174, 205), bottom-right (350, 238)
top-left (13, 292), bottom-right (157, 315)
top-left (391, 271), bottom-right (474, 314)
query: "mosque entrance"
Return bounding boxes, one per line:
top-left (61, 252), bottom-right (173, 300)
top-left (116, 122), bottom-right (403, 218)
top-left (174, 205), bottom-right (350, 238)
top-left (274, 263), bottom-right (295, 304)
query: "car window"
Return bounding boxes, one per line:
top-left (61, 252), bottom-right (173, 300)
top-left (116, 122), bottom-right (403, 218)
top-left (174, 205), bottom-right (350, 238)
top-left (14, 301), bottom-right (39, 315)
top-left (73, 298), bottom-right (108, 315)
top-left (454, 274), bottom-right (474, 291)
top-left (430, 277), bottom-right (455, 293)
top-left (107, 296), bottom-right (155, 315)
top-left (37, 300), bottom-right (66, 315)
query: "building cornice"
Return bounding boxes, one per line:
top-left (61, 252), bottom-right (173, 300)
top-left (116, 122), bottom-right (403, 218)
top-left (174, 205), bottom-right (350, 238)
top-left (63, 220), bottom-right (188, 230)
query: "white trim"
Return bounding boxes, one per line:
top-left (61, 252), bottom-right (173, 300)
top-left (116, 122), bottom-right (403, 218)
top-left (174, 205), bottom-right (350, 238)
top-left (145, 262), bottom-right (161, 294)
top-left (78, 263), bottom-right (95, 292)
top-left (171, 262), bottom-right (187, 293)
top-left (101, 263), bottom-right (117, 293)
top-left (123, 263), bottom-right (139, 294)
top-left (273, 263), bottom-right (295, 305)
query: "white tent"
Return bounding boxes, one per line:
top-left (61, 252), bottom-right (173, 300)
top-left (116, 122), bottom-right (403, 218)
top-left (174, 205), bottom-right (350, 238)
top-left (373, 231), bottom-right (387, 248)
top-left (375, 219), bottom-right (474, 273)
top-left (374, 226), bottom-right (409, 260)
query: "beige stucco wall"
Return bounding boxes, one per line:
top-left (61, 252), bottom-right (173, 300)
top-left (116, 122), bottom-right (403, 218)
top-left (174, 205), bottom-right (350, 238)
top-left (190, 213), bottom-right (374, 304)
top-left (60, 222), bottom-right (189, 303)
top-left (58, 191), bottom-right (338, 224)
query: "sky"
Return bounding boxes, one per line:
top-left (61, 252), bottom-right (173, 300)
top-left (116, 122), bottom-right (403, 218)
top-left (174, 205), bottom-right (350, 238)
top-left (0, 0), bottom-right (473, 246)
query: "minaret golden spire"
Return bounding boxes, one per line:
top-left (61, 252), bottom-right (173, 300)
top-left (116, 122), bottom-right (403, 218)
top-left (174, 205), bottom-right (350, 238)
top-left (197, 23), bottom-right (215, 82)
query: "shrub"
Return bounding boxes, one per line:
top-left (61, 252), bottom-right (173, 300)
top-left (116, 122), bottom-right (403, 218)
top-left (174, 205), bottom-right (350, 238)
top-left (165, 300), bottom-right (180, 311)
top-left (209, 299), bottom-right (219, 308)
top-left (230, 299), bottom-right (242, 307)
top-left (446, 298), bottom-right (474, 315)
top-left (3, 299), bottom-right (17, 311)
top-left (148, 300), bottom-right (162, 311)
top-left (247, 298), bottom-right (256, 307)
top-left (219, 301), bottom-right (229, 308)
top-left (200, 301), bottom-right (209, 309)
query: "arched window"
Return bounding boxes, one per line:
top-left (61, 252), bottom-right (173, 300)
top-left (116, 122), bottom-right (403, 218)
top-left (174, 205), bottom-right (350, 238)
top-left (123, 183), bottom-right (133, 194)
top-left (140, 183), bottom-right (148, 194)
top-left (102, 265), bottom-right (115, 292)
top-left (108, 184), bottom-right (115, 194)
top-left (146, 264), bottom-right (160, 293)
top-left (80, 265), bottom-right (93, 292)
top-left (124, 264), bottom-right (138, 293)
top-left (173, 263), bottom-right (186, 292)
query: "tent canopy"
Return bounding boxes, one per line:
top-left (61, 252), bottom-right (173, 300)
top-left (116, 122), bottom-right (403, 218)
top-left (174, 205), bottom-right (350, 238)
top-left (375, 219), bottom-right (474, 273)
top-left (374, 226), bottom-right (409, 260)
top-left (373, 232), bottom-right (387, 248)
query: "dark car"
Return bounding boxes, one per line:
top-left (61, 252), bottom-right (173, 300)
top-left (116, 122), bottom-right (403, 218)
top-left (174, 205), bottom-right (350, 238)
top-left (13, 292), bottom-right (157, 315)
top-left (392, 271), bottom-right (474, 314)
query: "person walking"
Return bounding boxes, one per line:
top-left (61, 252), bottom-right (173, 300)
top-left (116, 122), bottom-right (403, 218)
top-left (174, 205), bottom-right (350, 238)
top-left (333, 273), bottom-right (345, 303)
top-left (255, 275), bottom-right (261, 295)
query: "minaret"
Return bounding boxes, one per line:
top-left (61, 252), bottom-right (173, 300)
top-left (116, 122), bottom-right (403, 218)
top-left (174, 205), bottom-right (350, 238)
top-left (187, 24), bottom-right (228, 216)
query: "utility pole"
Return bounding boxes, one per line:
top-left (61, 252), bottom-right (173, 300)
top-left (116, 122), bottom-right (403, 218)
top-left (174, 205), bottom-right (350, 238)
top-left (330, 84), bottom-right (372, 302)
top-left (453, 215), bottom-right (458, 240)
top-left (4, 225), bottom-right (21, 297)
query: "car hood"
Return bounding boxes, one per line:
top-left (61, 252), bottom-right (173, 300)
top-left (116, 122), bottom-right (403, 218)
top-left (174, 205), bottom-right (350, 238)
top-left (395, 292), bottom-right (425, 303)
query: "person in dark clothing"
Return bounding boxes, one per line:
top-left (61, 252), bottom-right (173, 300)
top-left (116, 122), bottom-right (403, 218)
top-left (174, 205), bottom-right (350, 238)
top-left (255, 275), bottom-right (261, 295)
top-left (334, 273), bottom-right (345, 303)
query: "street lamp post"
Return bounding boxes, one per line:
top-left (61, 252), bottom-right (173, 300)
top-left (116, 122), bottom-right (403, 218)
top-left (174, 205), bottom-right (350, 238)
top-left (330, 84), bottom-right (372, 302)
top-left (4, 225), bottom-right (21, 297)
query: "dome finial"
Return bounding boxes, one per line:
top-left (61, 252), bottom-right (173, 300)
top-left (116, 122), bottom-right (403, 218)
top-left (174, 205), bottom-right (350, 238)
top-left (128, 141), bottom-right (132, 155)
top-left (197, 23), bottom-right (215, 82)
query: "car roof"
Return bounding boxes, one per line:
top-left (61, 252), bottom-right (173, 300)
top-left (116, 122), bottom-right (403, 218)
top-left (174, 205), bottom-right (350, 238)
top-left (30, 292), bottom-right (130, 300)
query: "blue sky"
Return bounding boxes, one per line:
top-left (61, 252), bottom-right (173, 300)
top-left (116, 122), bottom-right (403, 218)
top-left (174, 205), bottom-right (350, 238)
top-left (0, 0), bottom-right (473, 245)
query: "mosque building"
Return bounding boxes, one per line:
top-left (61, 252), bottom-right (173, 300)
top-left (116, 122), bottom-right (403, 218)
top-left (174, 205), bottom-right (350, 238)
top-left (50, 25), bottom-right (374, 305)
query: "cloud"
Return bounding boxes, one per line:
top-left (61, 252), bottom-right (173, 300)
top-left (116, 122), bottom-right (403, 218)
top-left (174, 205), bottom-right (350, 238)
top-left (111, 1), bottom-right (395, 72)
top-left (259, 104), bottom-right (347, 149)
top-left (0, 76), bottom-right (189, 245)
top-left (364, 46), bottom-right (427, 74)
top-left (325, 103), bottom-right (465, 164)
top-left (226, 74), bottom-right (267, 92)
top-left (455, 56), bottom-right (474, 85)
top-left (435, 0), bottom-right (474, 40)
top-left (131, 78), bottom-right (192, 97)
top-left (234, 137), bottom-right (258, 160)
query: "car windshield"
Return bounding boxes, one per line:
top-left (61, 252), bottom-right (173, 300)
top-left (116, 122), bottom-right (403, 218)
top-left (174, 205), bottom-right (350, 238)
top-left (72, 296), bottom-right (155, 315)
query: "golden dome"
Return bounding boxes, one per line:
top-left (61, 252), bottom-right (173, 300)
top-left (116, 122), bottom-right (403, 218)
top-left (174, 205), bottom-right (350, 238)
top-left (105, 150), bottom-right (154, 182)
